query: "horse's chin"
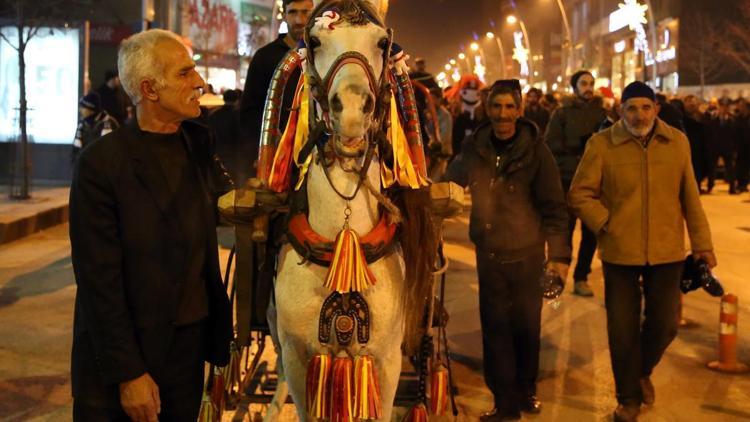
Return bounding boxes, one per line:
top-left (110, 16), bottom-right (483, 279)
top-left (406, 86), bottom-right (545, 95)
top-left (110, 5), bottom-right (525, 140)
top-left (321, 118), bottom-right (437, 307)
top-left (333, 137), bottom-right (368, 158)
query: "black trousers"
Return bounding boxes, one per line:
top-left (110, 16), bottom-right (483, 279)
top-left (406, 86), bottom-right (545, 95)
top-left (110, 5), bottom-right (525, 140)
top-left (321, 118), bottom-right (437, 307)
top-left (736, 145), bottom-right (750, 189)
top-left (563, 180), bottom-right (598, 282)
top-left (602, 262), bottom-right (682, 406)
top-left (476, 251), bottom-right (544, 413)
top-left (707, 148), bottom-right (736, 191)
top-left (73, 321), bottom-right (207, 422)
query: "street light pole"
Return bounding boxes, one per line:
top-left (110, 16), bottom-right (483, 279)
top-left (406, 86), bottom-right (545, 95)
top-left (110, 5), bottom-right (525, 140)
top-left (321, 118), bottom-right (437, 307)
top-left (554, 0), bottom-right (572, 80)
top-left (487, 32), bottom-right (507, 79)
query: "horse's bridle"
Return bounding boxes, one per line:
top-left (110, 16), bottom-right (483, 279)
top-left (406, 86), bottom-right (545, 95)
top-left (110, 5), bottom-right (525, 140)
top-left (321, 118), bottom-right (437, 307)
top-left (303, 7), bottom-right (394, 136)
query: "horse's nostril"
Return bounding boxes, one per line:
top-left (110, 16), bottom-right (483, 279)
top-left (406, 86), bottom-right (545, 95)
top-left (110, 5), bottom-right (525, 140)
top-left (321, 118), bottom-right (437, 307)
top-left (331, 94), bottom-right (343, 113)
top-left (363, 94), bottom-right (375, 114)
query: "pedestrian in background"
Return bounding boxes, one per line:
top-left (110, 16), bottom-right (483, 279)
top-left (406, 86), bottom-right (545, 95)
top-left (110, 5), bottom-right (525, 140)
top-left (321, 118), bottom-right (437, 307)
top-left (523, 87), bottom-right (550, 133)
top-left (70, 29), bottom-right (233, 422)
top-left (706, 97), bottom-right (739, 194)
top-left (569, 81), bottom-right (716, 422)
top-left (682, 95), bottom-right (710, 188)
top-left (544, 69), bottom-right (606, 297)
top-left (240, 0), bottom-right (313, 180)
top-left (95, 70), bottom-right (130, 126)
top-left (72, 92), bottom-right (119, 165)
top-left (444, 79), bottom-right (570, 421)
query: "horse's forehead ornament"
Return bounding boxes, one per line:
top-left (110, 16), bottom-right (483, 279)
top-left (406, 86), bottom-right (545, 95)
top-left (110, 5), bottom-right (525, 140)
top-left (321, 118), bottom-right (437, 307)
top-left (315, 9), bottom-right (342, 31)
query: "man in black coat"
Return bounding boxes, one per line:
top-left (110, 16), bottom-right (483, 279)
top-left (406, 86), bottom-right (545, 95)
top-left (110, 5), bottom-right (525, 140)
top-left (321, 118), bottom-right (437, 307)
top-left (240, 0), bottom-right (313, 177)
top-left (95, 70), bottom-right (130, 126)
top-left (443, 80), bottom-right (571, 421)
top-left (706, 98), bottom-right (740, 194)
top-left (70, 29), bottom-right (233, 422)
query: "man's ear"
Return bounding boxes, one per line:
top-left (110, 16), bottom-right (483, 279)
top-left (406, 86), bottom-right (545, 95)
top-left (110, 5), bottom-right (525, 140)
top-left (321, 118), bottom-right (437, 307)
top-left (140, 79), bottom-right (159, 102)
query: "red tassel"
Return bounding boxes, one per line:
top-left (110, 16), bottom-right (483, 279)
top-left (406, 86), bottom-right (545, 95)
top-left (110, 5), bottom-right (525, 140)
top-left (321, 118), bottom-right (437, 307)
top-left (429, 365), bottom-right (449, 415)
top-left (353, 355), bottom-right (382, 419)
top-left (324, 227), bottom-right (378, 292)
top-left (403, 403), bottom-right (429, 422)
top-left (306, 354), bottom-right (332, 418)
top-left (330, 356), bottom-right (354, 422)
top-left (209, 366), bottom-right (225, 417)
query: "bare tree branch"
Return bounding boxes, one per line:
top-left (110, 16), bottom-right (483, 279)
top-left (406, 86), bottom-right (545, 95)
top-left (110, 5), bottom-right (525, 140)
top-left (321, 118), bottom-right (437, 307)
top-left (721, 1), bottom-right (750, 74)
top-left (0, 29), bottom-right (19, 51)
top-left (680, 8), bottom-right (727, 87)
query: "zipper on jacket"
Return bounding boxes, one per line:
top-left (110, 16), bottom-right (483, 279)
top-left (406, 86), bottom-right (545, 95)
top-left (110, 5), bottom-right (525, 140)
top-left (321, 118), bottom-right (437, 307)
top-left (490, 155), bottom-right (501, 188)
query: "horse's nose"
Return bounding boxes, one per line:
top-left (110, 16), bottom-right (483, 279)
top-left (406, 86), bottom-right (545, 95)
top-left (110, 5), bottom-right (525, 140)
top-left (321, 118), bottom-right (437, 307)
top-left (330, 87), bottom-right (375, 115)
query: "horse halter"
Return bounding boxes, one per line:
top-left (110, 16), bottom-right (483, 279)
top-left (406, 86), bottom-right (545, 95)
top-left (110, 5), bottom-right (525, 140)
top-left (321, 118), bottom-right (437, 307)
top-left (303, 7), bottom-right (394, 133)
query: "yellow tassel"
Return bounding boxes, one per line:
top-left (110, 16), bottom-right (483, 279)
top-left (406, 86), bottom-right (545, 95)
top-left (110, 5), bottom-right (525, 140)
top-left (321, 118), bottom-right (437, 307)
top-left (403, 403), bottom-right (429, 422)
top-left (386, 96), bottom-right (428, 189)
top-left (330, 356), bottom-right (354, 422)
top-left (354, 355), bottom-right (382, 419)
top-left (306, 354), bottom-right (332, 418)
top-left (429, 365), bottom-right (449, 415)
top-left (324, 227), bottom-right (377, 292)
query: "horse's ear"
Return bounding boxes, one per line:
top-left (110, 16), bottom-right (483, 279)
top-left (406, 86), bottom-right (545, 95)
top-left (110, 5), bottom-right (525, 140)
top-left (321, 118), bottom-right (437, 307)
top-left (364, 0), bottom-right (389, 21)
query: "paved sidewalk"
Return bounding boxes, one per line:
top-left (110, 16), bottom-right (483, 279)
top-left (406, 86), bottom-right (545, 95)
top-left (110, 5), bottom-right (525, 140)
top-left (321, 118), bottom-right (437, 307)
top-left (0, 185), bottom-right (749, 421)
top-left (0, 186), bottom-right (70, 245)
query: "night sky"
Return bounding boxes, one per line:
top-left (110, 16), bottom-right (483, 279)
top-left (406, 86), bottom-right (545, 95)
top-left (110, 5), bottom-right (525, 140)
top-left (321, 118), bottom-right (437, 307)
top-left (388, 0), bottom-right (560, 78)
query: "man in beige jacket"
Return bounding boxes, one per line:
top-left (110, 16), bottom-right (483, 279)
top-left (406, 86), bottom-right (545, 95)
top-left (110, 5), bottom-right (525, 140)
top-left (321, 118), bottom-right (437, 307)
top-left (569, 81), bottom-right (716, 422)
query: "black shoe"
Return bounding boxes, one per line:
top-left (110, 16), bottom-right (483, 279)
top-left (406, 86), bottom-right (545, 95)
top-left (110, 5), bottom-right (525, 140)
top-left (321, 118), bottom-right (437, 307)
top-left (640, 377), bottom-right (655, 405)
top-left (480, 408), bottom-right (521, 421)
top-left (520, 395), bottom-right (542, 414)
top-left (613, 403), bottom-right (640, 421)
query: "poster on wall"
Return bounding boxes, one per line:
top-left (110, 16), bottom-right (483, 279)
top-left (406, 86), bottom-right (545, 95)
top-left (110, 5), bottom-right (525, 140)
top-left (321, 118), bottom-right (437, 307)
top-left (239, 0), bottom-right (274, 57)
top-left (0, 27), bottom-right (79, 144)
top-left (182, 0), bottom-right (240, 55)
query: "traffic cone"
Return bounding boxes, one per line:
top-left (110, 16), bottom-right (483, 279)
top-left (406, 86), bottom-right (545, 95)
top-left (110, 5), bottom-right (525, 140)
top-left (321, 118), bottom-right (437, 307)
top-left (707, 294), bottom-right (749, 373)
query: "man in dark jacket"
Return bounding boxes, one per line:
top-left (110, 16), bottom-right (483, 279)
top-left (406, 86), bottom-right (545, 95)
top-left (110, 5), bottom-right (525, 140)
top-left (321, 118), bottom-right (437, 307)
top-left (683, 95), bottom-right (710, 188)
top-left (523, 87), bottom-right (550, 133)
top-left (209, 89), bottom-right (242, 183)
top-left (444, 80), bottom-right (570, 421)
top-left (239, 0), bottom-right (313, 178)
top-left (706, 98), bottom-right (739, 194)
top-left (70, 29), bottom-right (233, 422)
top-left (544, 69), bottom-right (606, 297)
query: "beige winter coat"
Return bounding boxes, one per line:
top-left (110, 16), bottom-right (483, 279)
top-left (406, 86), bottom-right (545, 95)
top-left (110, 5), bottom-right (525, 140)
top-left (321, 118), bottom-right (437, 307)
top-left (568, 118), bottom-right (713, 265)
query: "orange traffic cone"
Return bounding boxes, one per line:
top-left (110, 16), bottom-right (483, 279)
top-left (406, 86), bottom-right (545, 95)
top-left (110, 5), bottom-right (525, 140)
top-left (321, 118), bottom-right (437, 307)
top-left (707, 294), bottom-right (749, 373)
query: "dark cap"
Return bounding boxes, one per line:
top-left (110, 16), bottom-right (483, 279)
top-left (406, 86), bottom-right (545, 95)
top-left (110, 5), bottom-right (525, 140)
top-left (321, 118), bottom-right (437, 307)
top-left (79, 92), bottom-right (101, 111)
top-left (621, 81), bottom-right (655, 104)
top-left (570, 70), bottom-right (593, 90)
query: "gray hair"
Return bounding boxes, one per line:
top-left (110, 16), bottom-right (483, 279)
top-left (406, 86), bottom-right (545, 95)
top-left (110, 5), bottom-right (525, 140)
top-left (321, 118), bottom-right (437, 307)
top-left (117, 29), bottom-right (185, 104)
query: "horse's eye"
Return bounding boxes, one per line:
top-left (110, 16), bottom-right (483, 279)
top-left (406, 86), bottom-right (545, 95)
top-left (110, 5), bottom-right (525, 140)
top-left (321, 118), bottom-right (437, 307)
top-left (309, 36), bottom-right (321, 50)
top-left (377, 37), bottom-right (389, 51)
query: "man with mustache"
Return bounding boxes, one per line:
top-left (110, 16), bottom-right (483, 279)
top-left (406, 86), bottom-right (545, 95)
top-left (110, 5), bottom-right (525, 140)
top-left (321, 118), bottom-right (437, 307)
top-left (444, 80), bottom-right (570, 421)
top-left (545, 70), bottom-right (606, 297)
top-left (69, 29), bottom-right (233, 421)
top-left (240, 0), bottom-right (314, 182)
top-left (569, 82), bottom-right (716, 422)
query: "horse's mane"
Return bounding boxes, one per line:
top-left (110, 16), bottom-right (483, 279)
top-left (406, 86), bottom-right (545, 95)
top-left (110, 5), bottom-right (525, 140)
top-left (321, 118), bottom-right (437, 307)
top-left (309, 0), bottom-right (385, 27)
top-left (389, 187), bottom-right (438, 356)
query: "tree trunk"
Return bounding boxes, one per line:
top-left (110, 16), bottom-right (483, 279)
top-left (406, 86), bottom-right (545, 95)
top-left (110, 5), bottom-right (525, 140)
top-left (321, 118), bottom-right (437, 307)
top-left (16, 2), bottom-right (31, 199)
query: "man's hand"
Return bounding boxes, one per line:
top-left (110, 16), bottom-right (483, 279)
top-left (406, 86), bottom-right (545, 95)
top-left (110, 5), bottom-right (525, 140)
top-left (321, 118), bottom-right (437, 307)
top-left (693, 250), bottom-right (718, 269)
top-left (119, 373), bottom-right (160, 422)
top-left (547, 261), bottom-right (570, 281)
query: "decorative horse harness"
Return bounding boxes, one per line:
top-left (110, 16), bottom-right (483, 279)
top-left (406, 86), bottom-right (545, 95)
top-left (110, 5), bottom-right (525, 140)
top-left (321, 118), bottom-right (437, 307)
top-left (256, 3), bottom-right (431, 419)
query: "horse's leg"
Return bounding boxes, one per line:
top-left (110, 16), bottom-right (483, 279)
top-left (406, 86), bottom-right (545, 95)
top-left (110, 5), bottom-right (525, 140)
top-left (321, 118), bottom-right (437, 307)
top-left (375, 340), bottom-right (404, 421)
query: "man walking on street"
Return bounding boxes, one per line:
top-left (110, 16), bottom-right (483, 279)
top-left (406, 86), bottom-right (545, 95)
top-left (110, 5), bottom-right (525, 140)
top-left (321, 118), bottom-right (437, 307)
top-left (240, 0), bottom-right (313, 180)
top-left (524, 87), bottom-right (550, 133)
top-left (569, 82), bottom-right (716, 422)
top-left (70, 29), bottom-right (233, 421)
top-left (545, 70), bottom-right (606, 296)
top-left (706, 98), bottom-right (739, 194)
top-left (444, 80), bottom-right (570, 421)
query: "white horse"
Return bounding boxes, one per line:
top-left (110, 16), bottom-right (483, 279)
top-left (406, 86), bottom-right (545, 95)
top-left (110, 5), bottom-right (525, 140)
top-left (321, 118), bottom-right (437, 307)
top-left (266, 0), bottom-right (436, 420)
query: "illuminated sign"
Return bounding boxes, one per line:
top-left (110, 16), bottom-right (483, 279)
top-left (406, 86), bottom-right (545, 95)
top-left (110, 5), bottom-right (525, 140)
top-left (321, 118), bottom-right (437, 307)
top-left (609, 0), bottom-right (648, 33)
top-left (644, 46), bottom-right (676, 65)
top-left (614, 40), bottom-right (627, 53)
top-left (473, 55), bottom-right (486, 83)
top-left (512, 31), bottom-right (529, 76)
top-left (0, 27), bottom-right (79, 144)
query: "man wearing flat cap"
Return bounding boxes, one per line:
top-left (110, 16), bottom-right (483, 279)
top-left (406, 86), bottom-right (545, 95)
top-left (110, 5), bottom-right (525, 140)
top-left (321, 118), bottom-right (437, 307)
top-left (569, 81), bottom-right (716, 422)
top-left (444, 79), bottom-right (570, 421)
top-left (70, 29), bottom-right (233, 421)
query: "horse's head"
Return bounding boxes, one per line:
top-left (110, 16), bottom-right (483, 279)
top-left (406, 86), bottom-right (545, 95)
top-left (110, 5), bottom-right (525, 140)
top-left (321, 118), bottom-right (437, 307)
top-left (306, 0), bottom-right (390, 157)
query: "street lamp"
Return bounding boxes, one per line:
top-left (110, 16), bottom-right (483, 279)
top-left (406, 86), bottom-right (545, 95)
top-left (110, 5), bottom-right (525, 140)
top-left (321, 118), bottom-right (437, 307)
top-left (506, 14), bottom-right (533, 84)
top-left (470, 42), bottom-right (479, 52)
top-left (550, 0), bottom-right (572, 80)
top-left (486, 31), bottom-right (507, 78)
top-left (449, 59), bottom-right (457, 66)
top-left (444, 63), bottom-right (452, 71)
